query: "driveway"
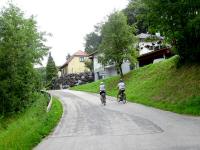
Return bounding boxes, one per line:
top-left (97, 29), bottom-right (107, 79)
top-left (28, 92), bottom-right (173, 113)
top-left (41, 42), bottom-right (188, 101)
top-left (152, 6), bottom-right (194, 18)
top-left (35, 90), bottom-right (200, 150)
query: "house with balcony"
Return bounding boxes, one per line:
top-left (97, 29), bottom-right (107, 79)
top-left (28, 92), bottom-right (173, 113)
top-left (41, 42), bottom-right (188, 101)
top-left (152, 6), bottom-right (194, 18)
top-left (136, 33), bottom-right (173, 66)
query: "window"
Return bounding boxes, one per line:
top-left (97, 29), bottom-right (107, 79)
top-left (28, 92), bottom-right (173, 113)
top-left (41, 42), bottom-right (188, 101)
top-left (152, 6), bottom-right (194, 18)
top-left (80, 57), bottom-right (85, 62)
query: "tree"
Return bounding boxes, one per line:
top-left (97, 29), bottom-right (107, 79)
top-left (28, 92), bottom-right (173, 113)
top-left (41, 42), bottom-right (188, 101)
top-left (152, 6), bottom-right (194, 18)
top-left (66, 53), bottom-right (71, 61)
top-left (99, 11), bottom-right (138, 77)
top-left (36, 67), bottom-right (46, 88)
top-left (123, 0), bottom-right (148, 34)
top-left (46, 52), bottom-right (57, 89)
top-left (0, 4), bottom-right (49, 115)
top-left (142, 0), bottom-right (200, 62)
top-left (84, 24), bottom-right (102, 54)
top-left (84, 60), bottom-right (93, 72)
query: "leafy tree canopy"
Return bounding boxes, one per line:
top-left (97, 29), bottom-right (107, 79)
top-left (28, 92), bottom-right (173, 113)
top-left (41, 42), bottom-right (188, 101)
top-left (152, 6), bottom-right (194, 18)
top-left (99, 11), bottom-right (138, 77)
top-left (84, 60), bottom-right (93, 72)
top-left (0, 4), bottom-right (49, 115)
top-left (84, 24), bottom-right (102, 54)
top-left (142, 0), bottom-right (200, 62)
top-left (123, 0), bottom-right (148, 34)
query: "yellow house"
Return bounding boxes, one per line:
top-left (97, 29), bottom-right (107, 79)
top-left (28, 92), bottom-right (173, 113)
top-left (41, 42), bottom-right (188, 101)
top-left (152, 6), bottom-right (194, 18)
top-left (60, 50), bottom-right (89, 75)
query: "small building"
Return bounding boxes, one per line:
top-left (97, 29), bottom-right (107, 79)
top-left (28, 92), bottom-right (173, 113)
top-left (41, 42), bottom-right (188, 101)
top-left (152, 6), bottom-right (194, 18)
top-left (137, 33), bottom-right (164, 56)
top-left (138, 48), bottom-right (172, 67)
top-left (89, 51), bottom-right (132, 81)
top-left (136, 33), bottom-right (173, 66)
top-left (60, 50), bottom-right (89, 76)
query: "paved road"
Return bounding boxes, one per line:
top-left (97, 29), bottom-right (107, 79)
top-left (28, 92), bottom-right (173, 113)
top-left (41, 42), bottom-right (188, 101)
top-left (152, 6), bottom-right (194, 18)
top-left (35, 90), bottom-right (200, 150)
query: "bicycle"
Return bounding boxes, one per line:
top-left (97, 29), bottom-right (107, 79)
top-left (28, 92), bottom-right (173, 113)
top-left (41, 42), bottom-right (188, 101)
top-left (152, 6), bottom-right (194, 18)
top-left (118, 90), bottom-right (126, 104)
top-left (100, 92), bottom-right (106, 106)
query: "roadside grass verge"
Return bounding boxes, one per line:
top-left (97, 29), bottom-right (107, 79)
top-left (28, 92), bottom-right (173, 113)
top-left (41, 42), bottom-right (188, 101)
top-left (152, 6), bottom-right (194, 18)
top-left (0, 94), bottom-right (63, 150)
top-left (72, 56), bottom-right (200, 115)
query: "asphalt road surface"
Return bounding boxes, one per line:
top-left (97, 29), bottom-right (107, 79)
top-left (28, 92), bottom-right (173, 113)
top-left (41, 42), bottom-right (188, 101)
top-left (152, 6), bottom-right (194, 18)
top-left (35, 90), bottom-right (200, 150)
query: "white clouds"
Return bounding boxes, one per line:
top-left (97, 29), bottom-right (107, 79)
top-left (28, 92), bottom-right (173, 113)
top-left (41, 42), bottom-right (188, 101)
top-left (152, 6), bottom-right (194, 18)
top-left (0, 0), bottom-right (128, 66)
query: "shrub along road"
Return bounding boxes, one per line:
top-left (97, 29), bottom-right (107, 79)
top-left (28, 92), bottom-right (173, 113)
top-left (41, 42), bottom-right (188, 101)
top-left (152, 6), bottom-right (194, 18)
top-left (35, 90), bottom-right (200, 150)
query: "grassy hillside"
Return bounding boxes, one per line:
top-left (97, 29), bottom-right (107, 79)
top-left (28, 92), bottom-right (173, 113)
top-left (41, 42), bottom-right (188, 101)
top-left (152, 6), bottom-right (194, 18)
top-left (72, 56), bottom-right (200, 115)
top-left (0, 94), bottom-right (63, 150)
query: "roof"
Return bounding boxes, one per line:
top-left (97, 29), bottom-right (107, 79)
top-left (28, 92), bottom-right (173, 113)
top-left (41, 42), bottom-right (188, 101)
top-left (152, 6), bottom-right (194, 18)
top-left (136, 33), bottom-right (151, 39)
top-left (136, 33), bottom-right (164, 40)
top-left (60, 50), bottom-right (88, 69)
top-left (88, 51), bottom-right (98, 56)
top-left (138, 48), bottom-right (171, 59)
top-left (73, 50), bottom-right (88, 56)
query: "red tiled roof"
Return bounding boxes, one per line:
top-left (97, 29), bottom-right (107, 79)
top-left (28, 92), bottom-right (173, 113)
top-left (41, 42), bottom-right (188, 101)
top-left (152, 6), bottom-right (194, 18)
top-left (60, 50), bottom-right (88, 69)
top-left (74, 50), bottom-right (88, 56)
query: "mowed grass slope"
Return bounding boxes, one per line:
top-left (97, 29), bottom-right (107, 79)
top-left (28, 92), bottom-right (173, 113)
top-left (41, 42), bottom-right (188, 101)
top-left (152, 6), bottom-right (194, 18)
top-left (72, 56), bottom-right (200, 115)
top-left (0, 94), bottom-right (63, 150)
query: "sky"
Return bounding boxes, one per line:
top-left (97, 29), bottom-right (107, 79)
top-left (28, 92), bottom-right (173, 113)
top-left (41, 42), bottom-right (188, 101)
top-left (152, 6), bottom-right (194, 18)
top-left (0, 0), bottom-right (128, 67)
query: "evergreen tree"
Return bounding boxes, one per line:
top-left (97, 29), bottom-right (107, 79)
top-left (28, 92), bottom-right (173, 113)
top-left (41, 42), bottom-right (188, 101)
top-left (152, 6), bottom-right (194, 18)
top-left (46, 52), bottom-right (57, 89)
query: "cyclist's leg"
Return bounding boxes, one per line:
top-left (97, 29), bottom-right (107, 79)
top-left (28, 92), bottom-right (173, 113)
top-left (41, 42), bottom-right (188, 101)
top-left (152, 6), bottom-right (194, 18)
top-left (100, 91), bottom-right (103, 101)
top-left (121, 89), bottom-right (126, 103)
top-left (117, 90), bottom-right (120, 101)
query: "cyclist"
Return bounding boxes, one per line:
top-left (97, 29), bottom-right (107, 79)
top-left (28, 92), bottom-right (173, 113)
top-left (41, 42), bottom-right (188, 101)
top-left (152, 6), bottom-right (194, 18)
top-left (99, 81), bottom-right (106, 97)
top-left (117, 79), bottom-right (125, 101)
top-left (99, 82), bottom-right (106, 105)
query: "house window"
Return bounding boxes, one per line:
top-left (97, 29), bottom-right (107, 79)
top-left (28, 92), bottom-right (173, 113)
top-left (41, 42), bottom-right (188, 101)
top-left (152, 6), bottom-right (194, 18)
top-left (80, 57), bottom-right (85, 62)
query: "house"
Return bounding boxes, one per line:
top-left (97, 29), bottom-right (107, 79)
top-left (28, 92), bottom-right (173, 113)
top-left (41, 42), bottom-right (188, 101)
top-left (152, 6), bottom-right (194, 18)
top-left (136, 33), bottom-right (173, 66)
top-left (60, 50), bottom-right (89, 76)
top-left (138, 48), bottom-right (172, 66)
top-left (89, 33), bottom-right (173, 81)
top-left (137, 33), bottom-right (164, 55)
top-left (89, 51), bottom-right (132, 81)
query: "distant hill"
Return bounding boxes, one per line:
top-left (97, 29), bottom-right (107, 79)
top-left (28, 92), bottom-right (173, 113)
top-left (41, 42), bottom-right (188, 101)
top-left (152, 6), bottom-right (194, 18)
top-left (72, 56), bottom-right (200, 115)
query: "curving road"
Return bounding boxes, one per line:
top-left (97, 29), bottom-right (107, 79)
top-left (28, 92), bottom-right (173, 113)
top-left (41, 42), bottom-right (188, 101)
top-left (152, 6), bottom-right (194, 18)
top-left (35, 90), bottom-right (200, 150)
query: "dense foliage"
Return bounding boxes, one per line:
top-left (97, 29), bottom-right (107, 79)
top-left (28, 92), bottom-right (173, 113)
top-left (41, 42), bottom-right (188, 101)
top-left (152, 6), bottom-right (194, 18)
top-left (0, 4), bottom-right (48, 115)
top-left (46, 52), bottom-right (57, 89)
top-left (141, 0), bottom-right (200, 62)
top-left (84, 60), bottom-right (93, 72)
top-left (84, 31), bottom-right (102, 54)
top-left (36, 67), bottom-right (46, 87)
top-left (99, 11), bottom-right (138, 77)
top-left (123, 0), bottom-right (148, 34)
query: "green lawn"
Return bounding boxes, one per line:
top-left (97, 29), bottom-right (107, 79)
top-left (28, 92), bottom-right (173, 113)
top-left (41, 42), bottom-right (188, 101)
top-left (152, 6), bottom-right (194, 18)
top-left (72, 55), bottom-right (200, 115)
top-left (0, 94), bottom-right (63, 150)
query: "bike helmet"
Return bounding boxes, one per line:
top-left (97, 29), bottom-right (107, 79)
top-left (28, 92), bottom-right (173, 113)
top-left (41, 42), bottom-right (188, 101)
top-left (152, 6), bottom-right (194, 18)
top-left (100, 82), bottom-right (104, 85)
top-left (120, 79), bottom-right (123, 82)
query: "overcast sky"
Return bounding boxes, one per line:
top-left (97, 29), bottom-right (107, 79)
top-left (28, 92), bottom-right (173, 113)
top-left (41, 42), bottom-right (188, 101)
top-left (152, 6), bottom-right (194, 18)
top-left (0, 0), bottom-right (128, 67)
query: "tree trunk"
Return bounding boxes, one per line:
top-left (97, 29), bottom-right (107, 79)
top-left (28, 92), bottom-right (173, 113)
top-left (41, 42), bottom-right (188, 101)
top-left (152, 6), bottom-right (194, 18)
top-left (118, 63), bottom-right (123, 78)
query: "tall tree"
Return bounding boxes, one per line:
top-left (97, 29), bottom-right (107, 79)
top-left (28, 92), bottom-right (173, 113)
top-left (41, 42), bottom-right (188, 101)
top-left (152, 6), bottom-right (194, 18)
top-left (84, 24), bottom-right (102, 54)
top-left (0, 4), bottom-right (49, 115)
top-left (99, 11), bottom-right (138, 77)
top-left (46, 52), bottom-right (57, 89)
top-left (142, 0), bottom-right (200, 62)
